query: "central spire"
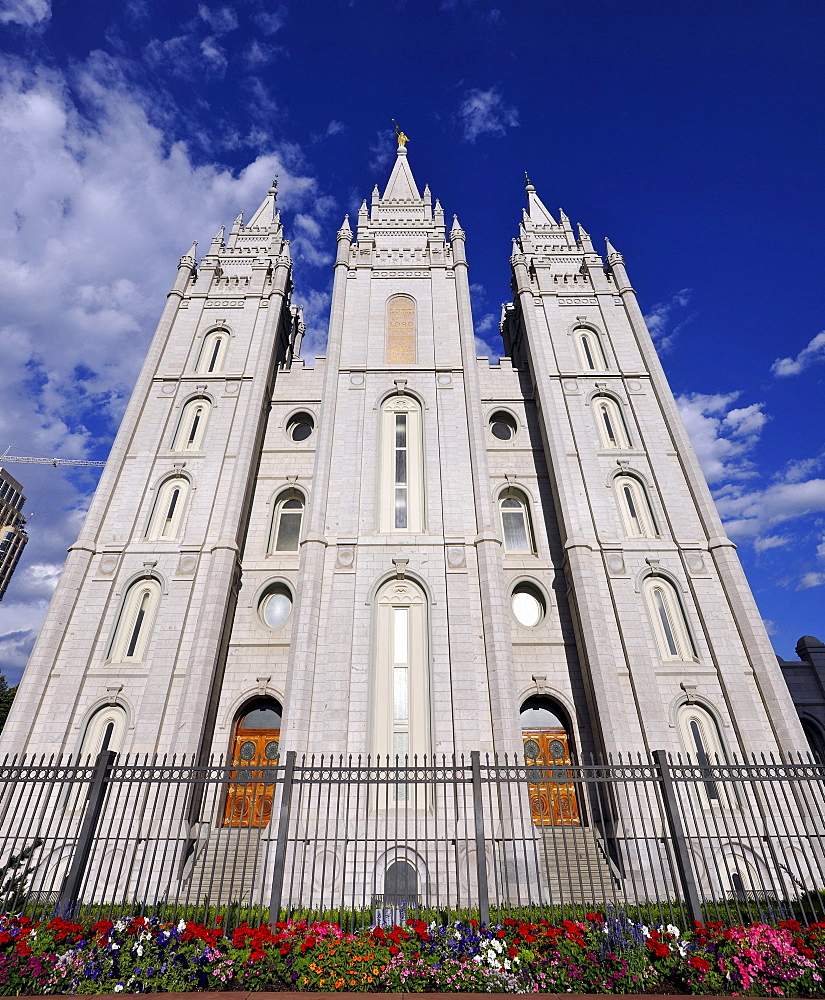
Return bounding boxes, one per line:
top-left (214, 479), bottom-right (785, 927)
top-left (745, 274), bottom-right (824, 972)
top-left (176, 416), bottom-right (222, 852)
top-left (382, 142), bottom-right (421, 202)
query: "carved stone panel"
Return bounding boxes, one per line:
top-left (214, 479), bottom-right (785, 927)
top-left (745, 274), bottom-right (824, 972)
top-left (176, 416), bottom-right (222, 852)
top-left (386, 295), bottom-right (417, 364)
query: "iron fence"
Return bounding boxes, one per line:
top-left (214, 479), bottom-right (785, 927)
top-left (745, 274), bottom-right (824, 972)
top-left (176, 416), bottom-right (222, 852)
top-left (0, 749), bottom-right (822, 930)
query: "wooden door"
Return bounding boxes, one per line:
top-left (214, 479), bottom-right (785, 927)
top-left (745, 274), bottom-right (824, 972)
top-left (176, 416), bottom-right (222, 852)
top-left (522, 728), bottom-right (580, 826)
top-left (222, 728), bottom-right (280, 827)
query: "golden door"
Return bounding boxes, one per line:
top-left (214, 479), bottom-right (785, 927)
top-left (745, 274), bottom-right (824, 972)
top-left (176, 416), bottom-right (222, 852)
top-left (222, 728), bottom-right (280, 827)
top-left (522, 729), bottom-right (580, 826)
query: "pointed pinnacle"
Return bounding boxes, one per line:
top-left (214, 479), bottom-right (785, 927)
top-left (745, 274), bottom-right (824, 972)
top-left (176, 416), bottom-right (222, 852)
top-left (605, 236), bottom-right (621, 256)
top-left (212, 225), bottom-right (225, 242)
top-left (524, 171), bottom-right (535, 192)
top-left (269, 175), bottom-right (278, 196)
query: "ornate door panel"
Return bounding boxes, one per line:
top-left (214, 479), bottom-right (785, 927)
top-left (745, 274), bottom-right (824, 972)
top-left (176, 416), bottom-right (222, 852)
top-left (522, 729), bottom-right (580, 826)
top-left (222, 729), bottom-right (280, 827)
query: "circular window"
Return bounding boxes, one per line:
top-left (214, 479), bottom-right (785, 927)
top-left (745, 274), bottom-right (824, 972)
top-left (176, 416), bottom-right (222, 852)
top-left (259, 586), bottom-right (293, 628)
top-left (287, 412), bottom-right (314, 442)
top-left (511, 584), bottom-right (545, 627)
top-left (490, 411), bottom-right (517, 441)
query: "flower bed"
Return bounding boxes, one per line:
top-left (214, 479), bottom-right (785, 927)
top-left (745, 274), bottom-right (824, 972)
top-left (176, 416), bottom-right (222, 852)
top-left (0, 912), bottom-right (821, 995)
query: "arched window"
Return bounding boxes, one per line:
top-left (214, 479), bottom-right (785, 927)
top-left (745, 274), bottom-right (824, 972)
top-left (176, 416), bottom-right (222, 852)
top-left (801, 718), bottom-right (825, 761)
top-left (172, 397), bottom-right (210, 451)
top-left (614, 474), bottom-right (658, 538)
top-left (380, 396), bottom-right (424, 533)
top-left (223, 697), bottom-right (282, 828)
top-left (643, 576), bottom-right (696, 661)
top-left (197, 330), bottom-right (229, 374)
top-left (575, 327), bottom-right (607, 371)
top-left (258, 583), bottom-right (293, 629)
top-left (373, 578), bottom-right (430, 762)
top-left (109, 579), bottom-right (161, 663)
top-left (594, 396), bottom-right (630, 449)
top-left (384, 860), bottom-right (418, 904)
top-left (677, 703), bottom-right (726, 802)
top-left (145, 477), bottom-right (189, 540)
top-left (520, 697), bottom-right (580, 826)
top-left (499, 489), bottom-right (534, 553)
top-left (269, 490), bottom-right (304, 553)
top-left (78, 705), bottom-right (127, 761)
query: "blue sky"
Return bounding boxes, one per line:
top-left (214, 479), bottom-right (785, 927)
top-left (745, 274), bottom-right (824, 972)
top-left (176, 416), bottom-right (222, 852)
top-left (0, 0), bottom-right (823, 682)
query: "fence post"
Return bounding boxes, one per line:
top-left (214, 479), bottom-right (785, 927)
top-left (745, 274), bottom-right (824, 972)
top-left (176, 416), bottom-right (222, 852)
top-left (470, 751), bottom-right (490, 925)
top-left (652, 749), bottom-right (703, 926)
top-left (57, 749), bottom-right (116, 915)
top-left (268, 750), bottom-right (296, 923)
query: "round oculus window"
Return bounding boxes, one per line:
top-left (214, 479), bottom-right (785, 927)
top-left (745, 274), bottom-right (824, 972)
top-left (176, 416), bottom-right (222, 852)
top-left (511, 585), bottom-right (545, 628)
top-left (260, 588), bottom-right (292, 628)
top-left (287, 413), bottom-right (314, 442)
top-left (490, 411), bottom-right (517, 441)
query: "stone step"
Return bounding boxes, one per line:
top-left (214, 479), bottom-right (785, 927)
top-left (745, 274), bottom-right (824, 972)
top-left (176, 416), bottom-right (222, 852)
top-left (538, 827), bottom-right (624, 902)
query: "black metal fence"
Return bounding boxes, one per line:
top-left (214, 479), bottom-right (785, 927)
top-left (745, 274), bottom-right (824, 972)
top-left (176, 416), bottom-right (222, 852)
top-left (0, 750), bottom-right (823, 929)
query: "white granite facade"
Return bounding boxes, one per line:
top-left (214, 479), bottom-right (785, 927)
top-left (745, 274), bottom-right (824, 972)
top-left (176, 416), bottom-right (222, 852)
top-left (2, 148), bottom-right (807, 763)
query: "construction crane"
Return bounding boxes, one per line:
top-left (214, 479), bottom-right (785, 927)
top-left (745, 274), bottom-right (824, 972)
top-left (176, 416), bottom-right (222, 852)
top-left (0, 447), bottom-right (106, 468)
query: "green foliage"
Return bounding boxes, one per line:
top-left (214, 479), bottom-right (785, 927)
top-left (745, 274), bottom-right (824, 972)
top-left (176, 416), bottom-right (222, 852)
top-left (0, 683), bottom-right (15, 735)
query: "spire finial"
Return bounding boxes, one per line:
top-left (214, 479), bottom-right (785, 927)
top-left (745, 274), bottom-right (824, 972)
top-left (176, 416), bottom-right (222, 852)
top-left (269, 175), bottom-right (278, 196)
top-left (392, 119), bottom-right (409, 148)
top-left (524, 171), bottom-right (535, 192)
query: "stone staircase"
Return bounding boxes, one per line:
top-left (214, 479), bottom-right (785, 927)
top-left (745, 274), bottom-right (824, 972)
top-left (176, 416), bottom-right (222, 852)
top-left (538, 826), bottom-right (624, 904)
top-left (184, 828), bottom-right (266, 905)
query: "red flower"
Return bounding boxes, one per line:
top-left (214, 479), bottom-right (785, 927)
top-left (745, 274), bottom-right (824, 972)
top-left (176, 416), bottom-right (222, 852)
top-left (646, 939), bottom-right (669, 958)
top-left (688, 956), bottom-right (710, 971)
top-left (388, 945), bottom-right (400, 956)
top-left (586, 912), bottom-right (604, 923)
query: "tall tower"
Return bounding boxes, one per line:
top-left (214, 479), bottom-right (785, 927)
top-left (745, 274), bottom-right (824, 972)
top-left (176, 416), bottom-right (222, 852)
top-left (2, 182), bottom-right (302, 758)
top-left (500, 178), bottom-right (805, 756)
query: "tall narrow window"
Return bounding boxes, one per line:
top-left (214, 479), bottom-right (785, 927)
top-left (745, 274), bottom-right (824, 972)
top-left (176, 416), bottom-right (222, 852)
top-left (677, 703), bottom-right (727, 804)
top-left (643, 576), bottom-right (696, 661)
top-left (109, 579), bottom-right (161, 663)
top-left (575, 328), bottom-right (607, 371)
top-left (395, 415), bottom-right (408, 529)
top-left (594, 396), bottom-right (630, 449)
top-left (197, 330), bottom-right (228, 374)
top-left (269, 491), bottom-right (305, 553)
top-left (374, 579), bottom-right (429, 762)
top-left (77, 706), bottom-right (127, 761)
top-left (614, 474), bottom-right (657, 538)
top-left (499, 490), bottom-right (534, 553)
top-left (380, 396), bottom-right (424, 532)
top-left (172, 397), bottom-right (210, 451)
top-left (145, 477), bottom-right (189, 540)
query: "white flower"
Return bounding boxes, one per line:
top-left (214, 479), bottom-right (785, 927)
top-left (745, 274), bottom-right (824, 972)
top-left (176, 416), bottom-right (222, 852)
top-left (110, 944), bottom-right (120, 952)
top-left (178, 919), bottom-right (187, 931)
top-left (136, 945), bottom-right (143, 957)
top-left (114, 986), bottom-right (123, 993)
top-left (666, 924), bottom-right (680, 938)
top-left (640, 925), bottom-right (650, 938)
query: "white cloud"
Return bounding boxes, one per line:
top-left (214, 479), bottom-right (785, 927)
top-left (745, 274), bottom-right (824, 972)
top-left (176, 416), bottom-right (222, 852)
top-left (798, 572), bottom-right (825, 590)
top-left (771, 330), bottom-right (825, 377)
top-left (0, 51), bottom-right (328, 660)
top-left (197, 4), bottom-right (238, 34)
top-left (762, 619), bottom-right (777, 636)
top-left (458, 86), bottom-right (519, 143)
top-left (780, 452), bottom-right (825, 483)
top-left (676, 391), bottom-right (768, 484)
top-left (254, 5), bottom-right (286, 35)
top-left (753, 535), bottom-right (791, 553)
top-left (199, 36), bottom-right (229, 75)
top-left (643, 288), bottom-right (694, 351)
top-left (0, 0), bottom-right (50, 26)
top-left (714, 479), bottom-right (825, 539)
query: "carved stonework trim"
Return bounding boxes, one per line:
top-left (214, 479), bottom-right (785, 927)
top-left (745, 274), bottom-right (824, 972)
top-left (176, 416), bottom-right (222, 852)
top-left (142, 560), bottom-right (158, 579)
top-left (645, 557), bottom-right (660, 575)
top-left (532, 674), bottom-right (547, 696)
top-left (680, 680), bottom-right (698, 703)
top-left (256, 676), bottom-right (271, 697)
top-left (394, 379), bottom-right (407, 395)
top-left (106, 683), bottom-right (123, 706)
top-left (393, 557), bottom-right (409, 579)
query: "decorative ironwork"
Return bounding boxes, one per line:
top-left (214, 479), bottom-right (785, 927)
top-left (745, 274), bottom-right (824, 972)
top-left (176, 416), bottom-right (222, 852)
top-left (239, 740), bottom-right (257, 761)
top-left (523, 738), bottom-right (540, 759)
top-left (548, 738), bottom-right (566, 759)
top-left (265, 740), bottom-right (279, 760)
